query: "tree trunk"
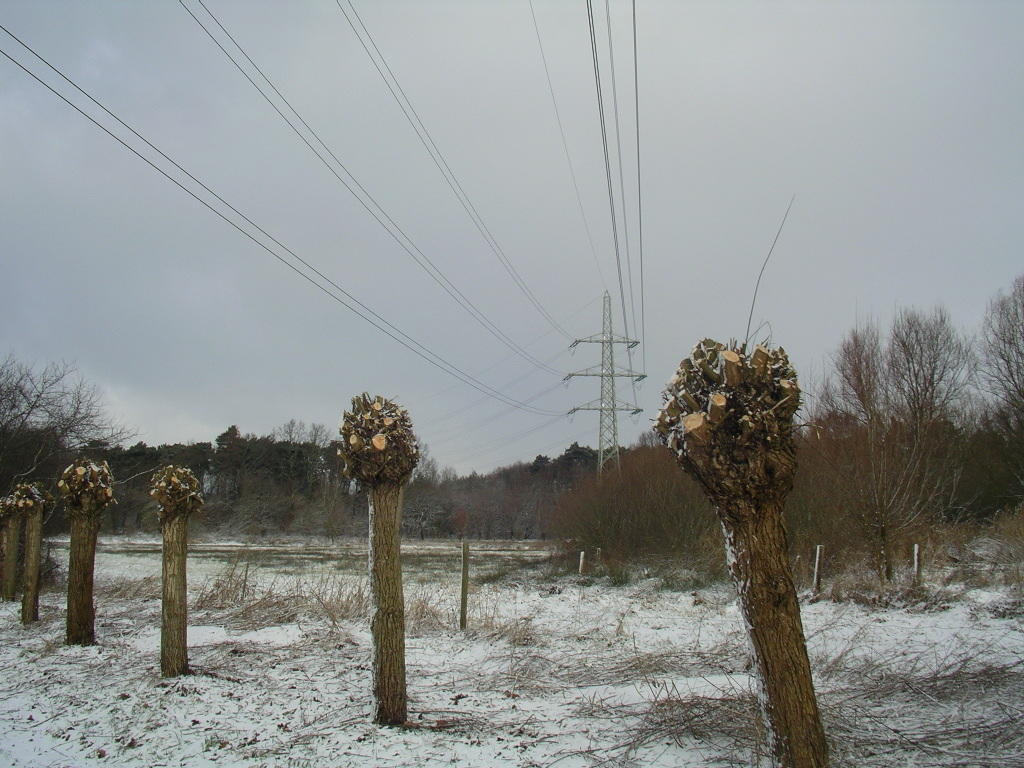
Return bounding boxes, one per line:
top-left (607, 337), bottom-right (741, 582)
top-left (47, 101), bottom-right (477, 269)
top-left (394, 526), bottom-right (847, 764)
top-left (656, 340), bottom-right (828, 768)
top-left (2, 515), bottom-right (22, 601)
top-left (161, 513), bottom-right (190, 677)
top-left (368, 484), bottom-right (407, 725)
top-left (67, 512), bottom-right (100, 645)
top-left (21, 508), bottom-right (43, 624)
top-left (721, 501), bottom-right (829, 768)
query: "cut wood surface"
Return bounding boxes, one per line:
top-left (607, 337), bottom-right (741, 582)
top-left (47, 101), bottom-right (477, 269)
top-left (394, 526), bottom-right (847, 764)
top-left (655, 340), bottom-right (828, 767)
top-left (708, 392), bottom-right (728, 424)
top-left (722, 349), bottom-right (742, 386)
top-left (683, 412), bottom-right (711, 445)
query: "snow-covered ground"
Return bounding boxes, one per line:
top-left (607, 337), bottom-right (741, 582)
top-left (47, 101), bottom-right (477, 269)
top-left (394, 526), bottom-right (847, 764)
top-left (1, 538), bottom-right (1021, 767)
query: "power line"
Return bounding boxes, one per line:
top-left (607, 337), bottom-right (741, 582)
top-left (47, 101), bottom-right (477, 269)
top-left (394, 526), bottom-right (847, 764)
top-left (527, 0), bottom-right (607, 293)
top-left (587, 0), bottom-right (642, 409)
top-left (420, 349), bottom-right (570, 434)
top-left (603, 0), bottom-right (638, 341)
top-left (418, 293), bottom-right (601, 408)
top-left (427, 378), bottom-right (568, 448)
top-left (0, 25), bottom-right (560, 417)
top-left (183, 0), bottom-right (562, 378)
top-left (338, 0), bottom-right (573, 341)
top-left (445, 412), bottom-right (568, 467)
top-left (451, 424), bottom-right (594, 473)
top-left (632, 0), bottom-right (646, 374)
top-left (585, 0), bottom-right (632, 358)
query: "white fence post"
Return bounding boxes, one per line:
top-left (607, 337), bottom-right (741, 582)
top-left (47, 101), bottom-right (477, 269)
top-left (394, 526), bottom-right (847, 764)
top-left (812, 544), bottom-right (824, 594)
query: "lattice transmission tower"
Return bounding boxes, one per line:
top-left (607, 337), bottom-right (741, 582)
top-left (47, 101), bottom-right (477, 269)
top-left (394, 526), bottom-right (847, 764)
top-left (565, 292), bottom-right (645, 472)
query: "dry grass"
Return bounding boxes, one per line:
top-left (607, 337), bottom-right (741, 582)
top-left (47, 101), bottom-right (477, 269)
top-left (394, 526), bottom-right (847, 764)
top-left (190, 562), bottom-right (303, 629)
top-left (188, 563), bottom-right (455, 633)
top-left (405, 585), bottom-right (450, 635)
top-left (9, 538), bottom-right (1023, 768)
top-left (96, 575), bottom-right (162, 601)
top-left (550, 631), bottom-right (1024, 767)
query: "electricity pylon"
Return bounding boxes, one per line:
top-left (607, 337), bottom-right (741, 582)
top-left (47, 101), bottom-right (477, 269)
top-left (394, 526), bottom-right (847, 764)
top-left (565, 291), bottom-right (645, 472)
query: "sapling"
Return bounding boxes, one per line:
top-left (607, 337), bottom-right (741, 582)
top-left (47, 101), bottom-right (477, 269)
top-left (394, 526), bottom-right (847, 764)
top-left (655, 340), bottom-right (829, 768)
top-left (58, 459), bottom-right (115, 646)
top-left (338, 393), bottom-right (419, 725)
top-left (150, 465), bottom-right (204, 677)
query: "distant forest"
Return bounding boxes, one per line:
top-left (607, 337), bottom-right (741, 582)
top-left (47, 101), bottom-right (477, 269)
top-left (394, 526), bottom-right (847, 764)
top-left (88, 426), bottom-right (599, 542)
top-left (2, 274), bottom-right (1022, 580)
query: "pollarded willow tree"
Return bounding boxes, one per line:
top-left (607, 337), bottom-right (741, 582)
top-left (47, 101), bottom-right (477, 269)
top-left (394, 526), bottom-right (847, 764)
top-left (655, 340), bottom-right (829, 768)
top-left (12, 483), bottom-right (53, 624)
top-left (150, 465), bottom-right (204, 677)
top-left (58, 459), bottom-right (115, 646)
top-left (0, 494), bottom-right (20, 601)
top-left (338, 393), bottom-right (419, 726)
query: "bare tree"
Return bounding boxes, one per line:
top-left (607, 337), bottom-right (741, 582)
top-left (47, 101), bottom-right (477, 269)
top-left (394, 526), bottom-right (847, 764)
top-left (150, 465), bottom-right (204, 677)
top-left (337, 393), bottom-right (419, 726)
top-left (981, 275), bottom-right (1024, 496)
top-left (58, 459), bottom-right (115, 645)
top-left (656, 339), bottom-right (828, 768)
top-left (0, 356), bottom-right (127, 493)
top-left (816, 308), bottom-right (974, 582)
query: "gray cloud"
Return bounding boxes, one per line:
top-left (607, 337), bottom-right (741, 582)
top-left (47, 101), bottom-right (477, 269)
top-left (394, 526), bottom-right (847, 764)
top-left (2, 0), bottom-right (1021, 473)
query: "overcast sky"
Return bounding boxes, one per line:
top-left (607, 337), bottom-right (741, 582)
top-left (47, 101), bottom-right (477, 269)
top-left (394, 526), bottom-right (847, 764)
top-left (2, 0), bottom-right (1021, 474)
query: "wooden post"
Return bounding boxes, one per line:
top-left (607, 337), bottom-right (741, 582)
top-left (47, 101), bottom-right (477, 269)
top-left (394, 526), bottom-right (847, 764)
top-left (578, 550), bottom-right (587, 575)
top-left (912, 543), bottom-right (921, 586)
top-left (812, 545), bottom-right (823, 594)
top-left (459, 537), bottom-right (469, 630)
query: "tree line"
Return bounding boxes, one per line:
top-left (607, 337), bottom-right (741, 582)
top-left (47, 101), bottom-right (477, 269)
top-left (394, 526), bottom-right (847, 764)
top-left (0, 365), bottom-right (601, 541)
top-left (1, 275), bottom-right (1022, 578)
top-left (556, 275), bottom-right (1024, 584)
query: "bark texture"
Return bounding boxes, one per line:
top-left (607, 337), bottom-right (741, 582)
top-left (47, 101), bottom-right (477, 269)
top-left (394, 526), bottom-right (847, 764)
top-left (161, 514), bottom-right (189, 676)
top-left (338, 393), bottom-right (419, 726)
top-left (67, 510), bottom-right (100, 645)
top-left (1, 515), bottom-right (20, 601)
top-left (723, 503), bottom-right (828, 767)
top-left (655, 339), bottom-right (829, 768)
top-left (150, 465), bottom-right (203, 678)
top-left (21, 508), bottom-right (42, 624)
top-left (59, 459), bottom-right (115, 646)
top-left (369, 484), bottom-right (407, 725)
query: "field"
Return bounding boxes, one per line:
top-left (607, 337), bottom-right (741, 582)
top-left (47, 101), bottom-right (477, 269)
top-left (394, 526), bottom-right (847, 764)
top-left (1, 537), bottom-right (1022, 767)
